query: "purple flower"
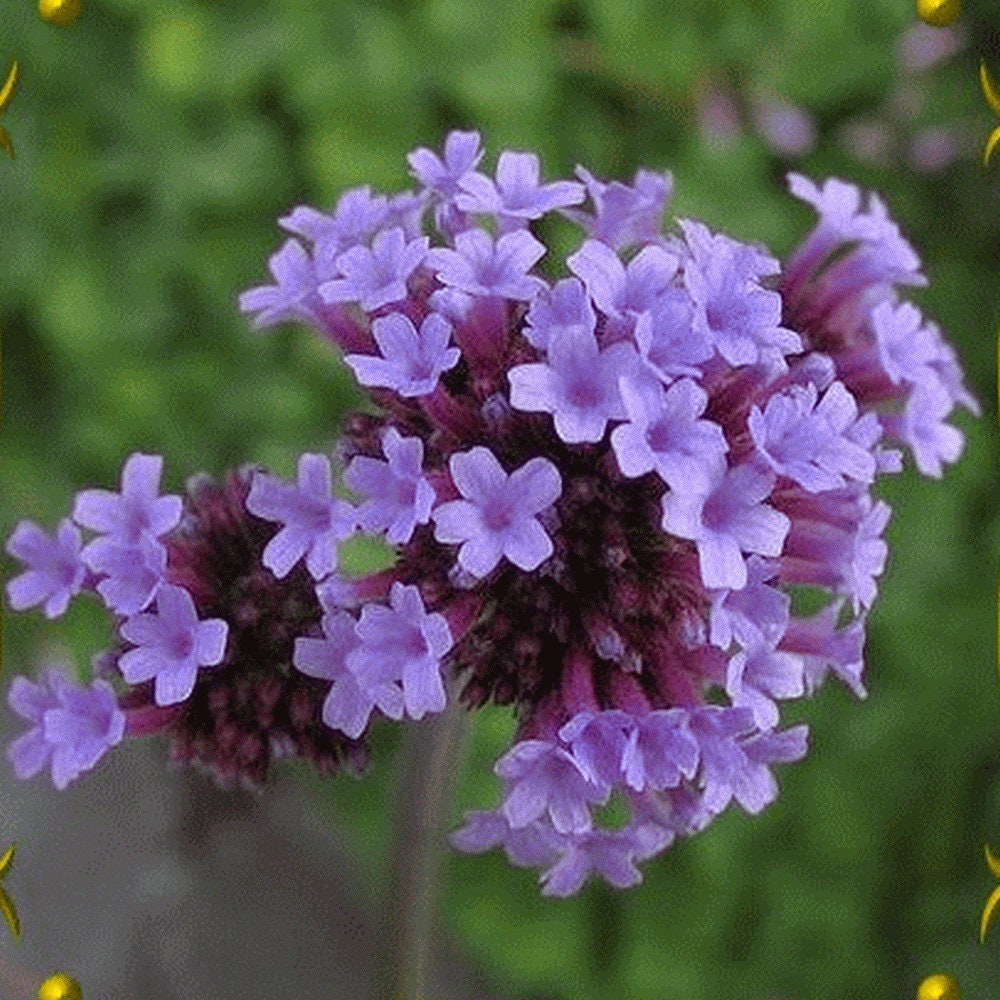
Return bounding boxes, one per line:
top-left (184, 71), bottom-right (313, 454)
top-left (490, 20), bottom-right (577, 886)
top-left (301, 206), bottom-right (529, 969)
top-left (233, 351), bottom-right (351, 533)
top-left (320, 227), bottom-right (429, 313)
top-left (73, 452), bottom-right (182, 550)
top-left (750, 94), bottom-right (817, 157)
top-left (237, 239), bottom-right (325, 330)
top-left (280, 186), bottom-right (390, 273)
top-left (427, 229), bottom-right (546, 300)
top-left (633, 289), bottom-right (714, 383)
top-left (349, 583), bottom-right (454, 721)
top-left (620, 710), bottom-right (700, 792)
top-left (343, 312), bottom-right (460, 398)
top-left (344, 428), bottom-right (436, 544)
top-left (408, 130), bottom-right (484, 201)
top-left (841, 499), bottom-right (891, 611)
top-left (897, 22), bottom-right (965, 74)
top-left (661, 464), bottom-right (790, 590)
top-left (689, 706), bottom-right (805, 815)
top-left (409, 132), bottom-right (484, 237)
top-left (780, 497), bottom-right (891, 613)
top-left (681, 220), bottom-right (802, 373)
top-left (119, 583), bottom-right (228, 706)
top-left (725, 627), bottom-right (805, 729)
top-left (748, 381), bottom-right (877, 493)
top-left (710, 556), bottom-right (790, 649)
top-left (894, 379), bottom-right (964, 479)
top-left (567, 238), bottom-right (678, 323)
top-left (495, 739), bottom-right (609, 834)
top-left (7, 667), bottom-right (125, 790)
top-left (564, 166), bottom-right (673, 251)
top-left (782, 600), bottom-right (866, 698)
top-left (783, 175), bottom-right (925, 314)
top-left (522, 278), bottom-right (596, 352)
top-left (508, 325), bottom-right (637, 444)
top-left (456, 150), bottom-right (584, 225)
top-left (431, 448), bottom-right (561, 577)
top-left (610, 376), bottom-right (728, 490)
top-left (293, 608), bottom-right (402, 739)
top-left (84, 534), bottom-right (166, 616)
top-left (246, 454), bottom-right (357, 580)
top-left (558, 710), bottom-right (634, 788)
top-left (450, 809), bottom-right (564, 869)
top-left (870, 300), bottom-right (942, 386)
top-left (539, 822), bottom-right (673, 897)
top-left (5, 519), bottom-right (86, 618)
top-left (785, 174), bottom-right (897, 247)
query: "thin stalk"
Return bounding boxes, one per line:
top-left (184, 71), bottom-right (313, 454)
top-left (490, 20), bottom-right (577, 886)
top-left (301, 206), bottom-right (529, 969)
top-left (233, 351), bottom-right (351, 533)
top-left (379, 695), bottom-right (473, 1000)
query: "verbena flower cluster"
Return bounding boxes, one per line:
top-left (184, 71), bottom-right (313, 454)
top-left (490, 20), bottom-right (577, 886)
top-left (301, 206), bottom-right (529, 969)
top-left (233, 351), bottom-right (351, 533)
top-left (4, 133), bottom-right (975, 896)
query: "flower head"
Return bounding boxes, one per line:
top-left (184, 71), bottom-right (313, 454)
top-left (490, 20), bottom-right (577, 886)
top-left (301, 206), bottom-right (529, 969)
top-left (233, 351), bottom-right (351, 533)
top-left (8, 137), bottom-right (974, 897)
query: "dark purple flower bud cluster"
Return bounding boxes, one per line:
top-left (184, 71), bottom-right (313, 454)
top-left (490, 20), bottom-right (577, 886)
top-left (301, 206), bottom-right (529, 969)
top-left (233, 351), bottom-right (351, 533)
top-left (5, 132), bottom-right (974, 896)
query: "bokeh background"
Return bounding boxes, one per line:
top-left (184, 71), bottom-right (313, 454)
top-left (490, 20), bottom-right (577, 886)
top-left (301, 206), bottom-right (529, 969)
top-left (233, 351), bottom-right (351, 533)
top-left (2, 0), bottom-right (999, 997)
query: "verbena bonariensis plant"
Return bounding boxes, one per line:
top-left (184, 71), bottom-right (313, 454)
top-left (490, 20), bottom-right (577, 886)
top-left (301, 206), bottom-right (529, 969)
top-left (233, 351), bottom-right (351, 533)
top-left (4, 132), bottom-right (977, 896)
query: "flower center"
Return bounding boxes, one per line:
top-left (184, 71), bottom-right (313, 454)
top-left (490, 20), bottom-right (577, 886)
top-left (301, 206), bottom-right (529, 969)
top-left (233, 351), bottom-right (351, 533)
top-left (167, 629), bottom-right (194, 661)
top-left (646, 420), bottom-right (677, 454)
top-left (565, 374), bottom-right (600, 409)
top-left (482, 496), bottom-right (514, 532)
top-left (402, 624), bottom-right (429, 659)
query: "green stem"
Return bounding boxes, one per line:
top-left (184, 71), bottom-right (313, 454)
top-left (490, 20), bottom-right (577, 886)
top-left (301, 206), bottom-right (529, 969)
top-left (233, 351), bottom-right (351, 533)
top-left (379, 696), bottom-right (473, 1000)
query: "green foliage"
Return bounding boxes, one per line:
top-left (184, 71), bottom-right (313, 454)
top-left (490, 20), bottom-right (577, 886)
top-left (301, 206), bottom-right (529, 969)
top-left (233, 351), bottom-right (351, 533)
top-left (2, 0), bottom-right (999, 997)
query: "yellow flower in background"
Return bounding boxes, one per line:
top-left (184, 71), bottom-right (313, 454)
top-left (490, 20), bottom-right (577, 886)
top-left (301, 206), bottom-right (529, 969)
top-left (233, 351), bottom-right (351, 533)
top-left (0, 59), bottom-right (21, 160)
top-left (0, 842), bottom-right (21, 940)
top-left (38, 973), bottom-right (82, 1000)
top-left (978, 60), bottom-right (1000, 167)
top-left (979, 842), bottom-right (1000, 942)
top-left (917, 973), bottom-right (961, 1000)
top-left (38, 0), bottom-right (82, 28)
top-left (916, 0), bottom-right (962, 27)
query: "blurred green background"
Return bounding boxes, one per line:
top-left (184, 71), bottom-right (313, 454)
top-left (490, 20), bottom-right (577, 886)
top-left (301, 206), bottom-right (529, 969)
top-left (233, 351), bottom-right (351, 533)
top-left (2, 0), bottom-right (999, 997)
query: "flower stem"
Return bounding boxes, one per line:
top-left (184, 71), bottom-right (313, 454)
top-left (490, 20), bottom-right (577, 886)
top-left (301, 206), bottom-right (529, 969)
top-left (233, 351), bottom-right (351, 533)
top-left (379, 696), bottom-right (473, 1000)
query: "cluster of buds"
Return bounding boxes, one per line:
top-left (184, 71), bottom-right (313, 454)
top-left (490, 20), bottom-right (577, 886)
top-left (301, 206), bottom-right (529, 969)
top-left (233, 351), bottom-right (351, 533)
top-left (4, 131), bottom-right (974, 895)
